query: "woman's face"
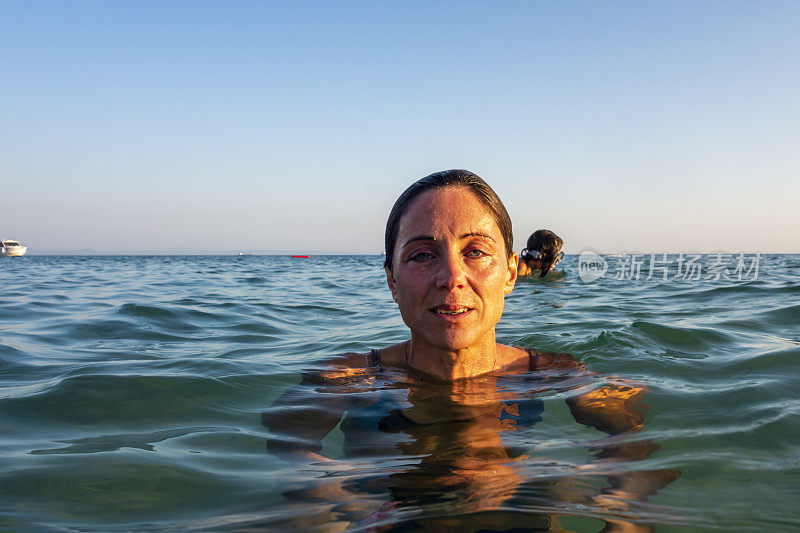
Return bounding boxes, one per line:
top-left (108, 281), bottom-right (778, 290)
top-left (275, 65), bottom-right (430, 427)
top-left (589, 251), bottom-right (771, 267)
top-left (386, 187), bottom-right (518, 352)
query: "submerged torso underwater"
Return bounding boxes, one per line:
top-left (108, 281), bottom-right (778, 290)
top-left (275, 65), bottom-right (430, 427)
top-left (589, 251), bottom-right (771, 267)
top-left (266, 348), bottom-right (569, 459)
top-left (262, 348), bottom-right (677, 531)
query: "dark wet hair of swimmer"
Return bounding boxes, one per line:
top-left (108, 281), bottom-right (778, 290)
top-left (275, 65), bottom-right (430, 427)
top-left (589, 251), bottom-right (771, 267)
top-left (521, 229), bottom-right (563, 278)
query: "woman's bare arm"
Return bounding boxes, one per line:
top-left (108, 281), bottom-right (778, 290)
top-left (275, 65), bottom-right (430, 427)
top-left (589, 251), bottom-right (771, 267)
top-left (262, 352), bottom-right (370, 461)
top-left (566, 378), bottom-right (680, 526)
top-left (566, 380), bottom-right (647, 435)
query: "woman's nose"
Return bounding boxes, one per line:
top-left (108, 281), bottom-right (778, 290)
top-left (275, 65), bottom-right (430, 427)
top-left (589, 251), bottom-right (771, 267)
top-left (436, 253), bottom-right (466, 290)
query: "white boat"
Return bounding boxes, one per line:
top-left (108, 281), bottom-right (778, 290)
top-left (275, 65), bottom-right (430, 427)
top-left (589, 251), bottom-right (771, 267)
top-left (1, 239), bottom-right (27, 256)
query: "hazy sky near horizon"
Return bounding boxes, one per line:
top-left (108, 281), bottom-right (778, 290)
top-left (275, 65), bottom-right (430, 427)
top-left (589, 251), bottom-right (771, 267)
top-left (3, 1), bottom-right (799, 254)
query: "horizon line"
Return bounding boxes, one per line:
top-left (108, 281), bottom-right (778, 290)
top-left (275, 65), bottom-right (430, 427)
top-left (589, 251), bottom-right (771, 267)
top-left (22, 250), bottom-right (798, 256)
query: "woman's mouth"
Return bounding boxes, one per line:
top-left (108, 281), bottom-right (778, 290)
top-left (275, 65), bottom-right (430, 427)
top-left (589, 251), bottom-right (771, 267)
top-left (431, 305), bottom-right (472, 317)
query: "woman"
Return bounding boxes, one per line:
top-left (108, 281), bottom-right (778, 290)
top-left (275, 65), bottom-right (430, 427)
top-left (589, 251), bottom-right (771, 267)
top-left (263, 170), bottom-right (676, 531)
top-left (518, 229), bottom-right (564, 278)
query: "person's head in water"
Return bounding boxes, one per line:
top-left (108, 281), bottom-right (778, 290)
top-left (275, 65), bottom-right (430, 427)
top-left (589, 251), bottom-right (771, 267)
top-left (384, 169), bottom-right (514, 272)
top-left (520, 229), bottom-right (563, 278)
top-left (383, 169), bottom-right (518, 355)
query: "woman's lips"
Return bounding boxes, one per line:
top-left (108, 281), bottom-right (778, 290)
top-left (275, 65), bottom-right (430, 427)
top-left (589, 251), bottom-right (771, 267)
top-left (430, 305), bottom-right (473, 319)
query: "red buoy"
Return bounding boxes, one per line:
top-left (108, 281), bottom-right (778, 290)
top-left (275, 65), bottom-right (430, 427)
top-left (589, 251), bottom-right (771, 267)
top-left (291, 255), bottom-right (310, 258)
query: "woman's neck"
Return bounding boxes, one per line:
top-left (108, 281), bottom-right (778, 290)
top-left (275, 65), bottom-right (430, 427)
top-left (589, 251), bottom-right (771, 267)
top-left (405, 335), bottom-right (499, 381)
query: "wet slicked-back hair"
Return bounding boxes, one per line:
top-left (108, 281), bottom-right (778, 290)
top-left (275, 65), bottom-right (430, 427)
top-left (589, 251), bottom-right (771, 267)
top-left (384, 169), bottom-right (513, 272)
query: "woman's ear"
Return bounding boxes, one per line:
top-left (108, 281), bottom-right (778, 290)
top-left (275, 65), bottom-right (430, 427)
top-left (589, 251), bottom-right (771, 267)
top-left (385, 266), bottom-right (399, 302)
top-left (504, 253), bottom-right (518, 295)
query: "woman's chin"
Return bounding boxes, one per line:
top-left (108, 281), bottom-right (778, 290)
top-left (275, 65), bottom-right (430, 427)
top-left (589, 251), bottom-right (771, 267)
top-left (420, 331), bottom-right (492, 353)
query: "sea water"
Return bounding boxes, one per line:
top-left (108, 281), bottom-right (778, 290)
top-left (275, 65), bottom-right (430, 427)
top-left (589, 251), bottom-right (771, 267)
top-left (1, 255), bottom-right (798, 532)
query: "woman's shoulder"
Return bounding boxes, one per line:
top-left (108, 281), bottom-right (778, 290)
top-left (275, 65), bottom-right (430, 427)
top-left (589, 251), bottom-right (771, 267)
top-left (508, 346), bottom-right (585, 371)
top-left (321, 342), bottom-right (407, 372)
top-left (528, 348), bottom-right (585, 370)
top-left (368, 343), bottom-right (408, 367)
top-left (303, 351), bottom-right (382, 383)
top-left (497, 344), bottom-right (535, 371)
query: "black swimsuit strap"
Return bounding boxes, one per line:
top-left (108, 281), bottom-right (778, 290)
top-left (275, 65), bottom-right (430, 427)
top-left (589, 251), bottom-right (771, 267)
top-left (525, 348), bottom-right (538, 371)
top-left (368, 349), bottom-right (383, 370)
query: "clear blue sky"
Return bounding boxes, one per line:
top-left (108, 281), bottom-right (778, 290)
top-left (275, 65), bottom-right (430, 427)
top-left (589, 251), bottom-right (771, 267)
top-left (2, 1), bottom-right (798, 254)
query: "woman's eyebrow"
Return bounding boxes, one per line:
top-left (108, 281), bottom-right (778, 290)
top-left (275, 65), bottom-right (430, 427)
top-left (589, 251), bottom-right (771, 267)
top-left (402, 235), bottom-right (435, 247)
top-left (460, 232), bottom-right (496, 242)
top-left (402, 232), bottom-right (496, 247)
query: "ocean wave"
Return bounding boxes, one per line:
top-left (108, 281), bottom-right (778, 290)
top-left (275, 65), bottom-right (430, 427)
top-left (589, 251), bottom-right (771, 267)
top-left (631, 321), bottom-right (736, 352)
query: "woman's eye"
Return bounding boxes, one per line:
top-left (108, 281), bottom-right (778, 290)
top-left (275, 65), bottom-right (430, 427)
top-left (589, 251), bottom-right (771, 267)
top-left (465, 249), bottom-right (487, 258)
top-left (410, 252), bottom-right (434, 262)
